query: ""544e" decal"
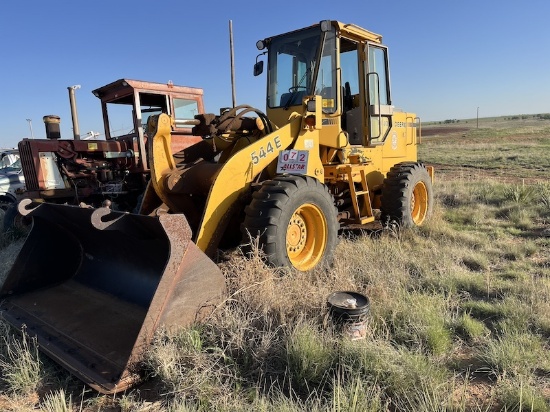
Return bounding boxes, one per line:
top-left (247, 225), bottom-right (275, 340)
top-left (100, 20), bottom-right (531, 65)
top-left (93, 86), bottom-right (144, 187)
top-left (251, 136), bottom-right (282, 165)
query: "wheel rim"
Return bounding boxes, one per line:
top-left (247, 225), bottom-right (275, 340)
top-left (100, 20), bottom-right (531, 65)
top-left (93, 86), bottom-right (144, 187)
top-left (411, 181), bottom-right (429, 225)
top-left (286, 203), bottom-right (327, 271)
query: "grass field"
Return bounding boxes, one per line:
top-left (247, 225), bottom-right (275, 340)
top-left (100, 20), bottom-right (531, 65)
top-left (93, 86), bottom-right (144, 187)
top-left (0, 116), bottom-right (549, 411)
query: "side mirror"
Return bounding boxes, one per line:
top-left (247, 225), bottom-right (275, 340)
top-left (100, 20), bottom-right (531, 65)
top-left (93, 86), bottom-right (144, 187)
top-left (253, 61), bottom-right (264, 77)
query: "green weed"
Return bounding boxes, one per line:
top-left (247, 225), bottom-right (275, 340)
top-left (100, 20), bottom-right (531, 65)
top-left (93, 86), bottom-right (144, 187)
top-left (478, 331), bottom-right (550, 377)
top-left (0, 326), bottom-right (43, 395)
top-left (455, 313), bottom-right (490, 341)
top-left (286, 321), bottom-right (336, 390)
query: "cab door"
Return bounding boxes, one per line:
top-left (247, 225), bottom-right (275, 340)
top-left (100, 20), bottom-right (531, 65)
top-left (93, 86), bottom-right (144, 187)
top-left (365, 43), bottom-right (393, 144)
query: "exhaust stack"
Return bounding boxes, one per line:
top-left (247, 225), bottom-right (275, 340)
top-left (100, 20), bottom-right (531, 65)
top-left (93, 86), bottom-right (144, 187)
top-left (68, 85), bottom-right (81, 140)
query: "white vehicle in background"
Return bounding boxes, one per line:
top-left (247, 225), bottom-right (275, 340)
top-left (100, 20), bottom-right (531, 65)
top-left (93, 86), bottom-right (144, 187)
top-left (0, 149), bottom-right (25, 211)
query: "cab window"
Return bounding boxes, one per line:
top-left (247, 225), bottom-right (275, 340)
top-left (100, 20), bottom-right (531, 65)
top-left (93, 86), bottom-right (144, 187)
top-left (174, 98), bottom-right (199, 128)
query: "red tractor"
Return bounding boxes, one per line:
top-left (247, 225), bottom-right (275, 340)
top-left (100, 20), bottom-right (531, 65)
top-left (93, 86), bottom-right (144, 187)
top-left (4, 79), bottom-right (205, 231)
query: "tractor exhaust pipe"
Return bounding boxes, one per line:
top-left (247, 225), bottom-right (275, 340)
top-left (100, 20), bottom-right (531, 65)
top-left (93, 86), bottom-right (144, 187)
top-left (68, 85), bottom-right (81, 140)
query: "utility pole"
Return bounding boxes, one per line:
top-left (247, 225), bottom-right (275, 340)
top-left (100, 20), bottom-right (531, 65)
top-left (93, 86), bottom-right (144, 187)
top-left (26, 118), bottom-right (34, 139)
top-left (476, 107), bottom-right (479, 129)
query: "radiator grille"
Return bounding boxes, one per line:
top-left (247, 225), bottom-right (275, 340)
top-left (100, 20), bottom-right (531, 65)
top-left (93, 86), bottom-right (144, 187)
top-left (18, 140), bottom-right (39, 191)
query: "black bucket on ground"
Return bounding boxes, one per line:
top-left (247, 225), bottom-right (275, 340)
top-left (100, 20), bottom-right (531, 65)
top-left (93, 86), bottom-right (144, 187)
top-left (327, 291), bottom-right (370, 340)
top-left (0, 200), bottom-right (225, 394)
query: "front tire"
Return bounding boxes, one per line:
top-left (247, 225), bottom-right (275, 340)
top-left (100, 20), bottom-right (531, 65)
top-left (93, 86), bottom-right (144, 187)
top-left (242, 175), bottom-right (339, 271)
top-left (381, 162), bottom-right (433, 228)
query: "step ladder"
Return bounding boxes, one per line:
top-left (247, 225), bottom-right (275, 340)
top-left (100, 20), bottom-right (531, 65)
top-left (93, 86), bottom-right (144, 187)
top-left (342, 164), bottom-right (375, 224)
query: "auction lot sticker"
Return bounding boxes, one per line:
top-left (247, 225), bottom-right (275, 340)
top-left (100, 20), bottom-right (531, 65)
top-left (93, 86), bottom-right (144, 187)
top-left (276, 150), bottom-right (309, 174)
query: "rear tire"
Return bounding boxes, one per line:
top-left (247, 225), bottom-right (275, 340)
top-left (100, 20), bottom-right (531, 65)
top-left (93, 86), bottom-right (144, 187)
top-left (380, 162), bottom-right (433, 228)
top-left (242, 175), bottom-right (339, 271)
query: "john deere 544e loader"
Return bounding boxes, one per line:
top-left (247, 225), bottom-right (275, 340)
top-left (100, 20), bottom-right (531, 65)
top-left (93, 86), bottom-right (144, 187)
top-left (0, 20), bottom-right (433, 393)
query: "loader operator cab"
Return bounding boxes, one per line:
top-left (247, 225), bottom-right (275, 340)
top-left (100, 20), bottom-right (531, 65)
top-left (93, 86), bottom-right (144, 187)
top-left (255, 20), bottom-right (394, 148)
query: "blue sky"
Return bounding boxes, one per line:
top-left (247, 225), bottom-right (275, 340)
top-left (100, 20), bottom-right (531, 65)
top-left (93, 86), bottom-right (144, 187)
top-left (1, 0), bottom-right (549, 148)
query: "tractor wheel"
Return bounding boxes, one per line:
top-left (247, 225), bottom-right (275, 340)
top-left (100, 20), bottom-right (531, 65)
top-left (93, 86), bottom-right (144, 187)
top-left (0, 197), bottom-right (13, 212)
top-left (242, 175), bottom-right (339, 271)
top-left (0, 197), bottom-right (12, 231)
top-left (2, 202), bottom-right (31, 235)
top-left (380, 162), bottom-right (433, 228)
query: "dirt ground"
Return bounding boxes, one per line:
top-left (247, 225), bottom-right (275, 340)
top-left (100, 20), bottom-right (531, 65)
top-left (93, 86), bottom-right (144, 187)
top-left (421, 126), bottom-right (470, 137)
top-left (420, 123), bottom-right (548, 184)
top-left (424, 161), bottom-right (535, 184)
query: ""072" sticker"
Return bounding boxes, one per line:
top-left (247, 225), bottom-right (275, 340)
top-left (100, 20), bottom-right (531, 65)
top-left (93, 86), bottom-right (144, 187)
top-left (276, 150), bottom-right (309, 174)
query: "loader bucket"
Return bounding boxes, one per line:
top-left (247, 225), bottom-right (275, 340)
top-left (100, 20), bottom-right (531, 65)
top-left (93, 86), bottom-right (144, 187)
top-left (0, 200), bottom-right (225, 394)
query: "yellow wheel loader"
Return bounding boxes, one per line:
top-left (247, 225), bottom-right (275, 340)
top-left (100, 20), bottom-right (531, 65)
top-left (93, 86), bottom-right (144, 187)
top-left (0, 20), bottom-right (434, 394)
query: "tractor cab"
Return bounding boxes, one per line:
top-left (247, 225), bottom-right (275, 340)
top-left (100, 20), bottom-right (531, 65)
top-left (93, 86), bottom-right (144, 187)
top-left (92, 79), bottom-right (205, 171)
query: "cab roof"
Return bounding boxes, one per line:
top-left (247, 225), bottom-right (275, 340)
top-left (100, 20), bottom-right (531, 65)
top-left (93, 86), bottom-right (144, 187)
top-left (92, 79), bottom-right (203, 101)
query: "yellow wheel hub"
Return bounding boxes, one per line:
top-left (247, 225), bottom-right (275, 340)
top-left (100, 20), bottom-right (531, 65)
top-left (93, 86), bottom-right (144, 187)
top-left (286, 203), bottom-right (327, 271)
top-left (411, 181), bottom-right (428, 225)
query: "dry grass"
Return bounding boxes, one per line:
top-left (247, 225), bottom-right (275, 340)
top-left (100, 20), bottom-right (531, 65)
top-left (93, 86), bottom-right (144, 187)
top-left (0, 117), bottom-right (549, 410)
